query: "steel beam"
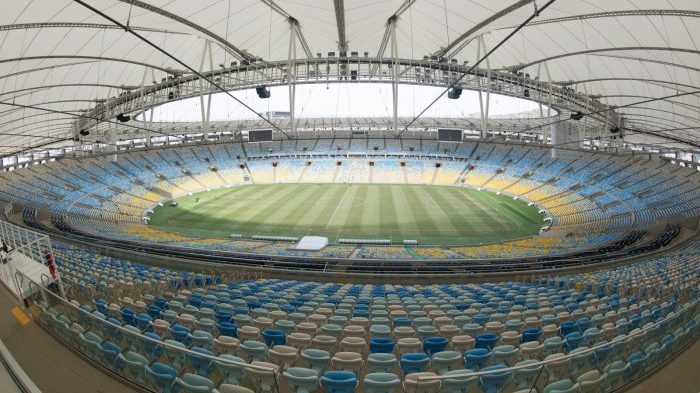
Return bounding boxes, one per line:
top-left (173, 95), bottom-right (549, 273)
top-left (0, 55), bottom-right (184, 75)
top-left (258, 1), bottom-right (314, 59)
top-left (434, 0), bottom-right (534, 59)
top-left (508, 47), bottom-right (700, 71)
top-left (499, 9), bottom-right (700, 29)
top-left (115, 0), bottom-right (255, 62)
top-left (333, 0), bottom-right (348, 54)
top-left (0, 22), bottom-right (188, 34)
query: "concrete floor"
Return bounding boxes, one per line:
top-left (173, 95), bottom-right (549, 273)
top-left (0, 285), bottom-right (136, 393)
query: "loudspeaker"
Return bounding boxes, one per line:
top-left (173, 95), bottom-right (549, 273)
top-left (447, 87), bottom-right (462, 99)
top-left (116, 113), bottom-right (131, 122)
top-left (570, 112), bottom-right (584, 121)
top-left (523, 89), bottom-right (530, 97)
top-left (79, 129), bottom-right (90, 136)
top-left (255, 85), bottom-right (271, 99)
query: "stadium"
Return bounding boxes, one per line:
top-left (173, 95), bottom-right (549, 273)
top-left (0, 1), bottom-right (697, 392)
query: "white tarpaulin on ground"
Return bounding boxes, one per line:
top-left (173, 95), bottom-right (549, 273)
top-left (295, 236), bottom-right (329, 251)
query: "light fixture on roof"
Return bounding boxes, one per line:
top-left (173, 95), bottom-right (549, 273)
top-left (256, 85), bottom-right (271, 99)
top-left (570, 112), bottom-right (584, 121)
top-left (447, 87), bottom-right (462, 99)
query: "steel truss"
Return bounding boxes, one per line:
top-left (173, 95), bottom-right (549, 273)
top-left (74, 56), bottom-right (618, 138)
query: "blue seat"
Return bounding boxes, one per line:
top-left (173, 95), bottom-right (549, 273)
top-left (170, 325), bottom-right (191, 345)
top-left (154, 296), bottom-right (167, 310)
top-left (564, 332), bottom-right (583, 351)
top-left (320, 371), bottom-right (358, 393)
top-left (142, 332), bottom-right (164, 360)
top-left (215, 311), bottom-right (233, 323)
top-left (261, 329), bottom-right (286, 347)
top-left (145, 362), bottom-right (178, 393)
top-left (560, 321), bottom-right (578, 337)
top-left (625, 352), bottom-right (647, 382)
top-left (521, 328), bottom-right (542, 343)
top-left (136, 313), bottom-right (153, 332)
top-left (106, 317), bottom-right (124, 342)
top-left (475, 333), bottom-right (499, 351)
top-left (576, 317), bottom-right (591, 332)
top-left (423, 337), bottom-right (449, 356)
top-left (478, 364), bottom-right (511, 393)
top-left (369, 338), bottom-right (394, 354)
top-left (99, 341), bottom-right (121, 370)
top-left (216, 322), bottom-right (238, 337)
top-left (399, 353), bottom-right (430, 374)
top-left (186, 347), bottom-right (214, 376)
top-left (147, 305), bottom-right (162, 319)
top-left (464, 348), bottom-right (491, 371)
top-left (392, 317), bottom-right (411, 328)
top-left (120, 308), bottom-right (136, 326)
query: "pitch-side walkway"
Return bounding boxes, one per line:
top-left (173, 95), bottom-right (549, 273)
top-left (0, 285), bottom-right (137, 393)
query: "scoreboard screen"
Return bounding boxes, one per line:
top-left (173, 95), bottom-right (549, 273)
top-left (438, 128), bottom-right (463, 142)
top-left (249, 129), bottom-right (273, 142)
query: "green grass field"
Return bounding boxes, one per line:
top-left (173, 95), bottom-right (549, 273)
top-left (148, 183), bottom-right (544, 246)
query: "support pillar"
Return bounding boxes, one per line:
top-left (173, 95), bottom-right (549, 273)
top-left (198, 40), bottom-right (213, 141)
top-left (390, 17), bottom-right (399, 136)
top-left (477, 35), bottom-right (491, 139)
top-left (288, 22), bottom-right (298, 137)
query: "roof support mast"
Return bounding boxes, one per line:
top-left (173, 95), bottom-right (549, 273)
top-left (288, 22), bottom-right (297, 137)
top-left (476, 35), bottom-right (491, 139)
top-left (198, 40), bottom-right (214, 141)
top-left (537, 62), bottom-right (553, 144)
top-left (390, 17), bottom-right (400, 136)
top-left (333, 0), bottom-right (348, 55)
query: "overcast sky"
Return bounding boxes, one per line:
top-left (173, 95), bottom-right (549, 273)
top-left (145, 83), bottom-right (545, 122)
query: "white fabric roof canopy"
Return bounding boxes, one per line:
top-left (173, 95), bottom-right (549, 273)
top-left (0, 0), bottom-right (698, 156)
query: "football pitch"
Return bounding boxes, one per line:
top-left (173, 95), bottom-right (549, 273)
top-left (148, 183), bottom-right (545, 246)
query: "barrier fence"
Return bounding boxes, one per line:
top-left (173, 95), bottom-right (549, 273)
top-left (0, 220), bottom-right (63, 299)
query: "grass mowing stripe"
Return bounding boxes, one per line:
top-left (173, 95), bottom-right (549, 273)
top-left (360, 185), bottom-right (382, 234)
top-left (307, 184), bottom-right (348, 231)
top-left (402, 185), bottom-right (441, 237)
top-left (434, 187), bottom-right (481, 233)
top-left (267, 184), bottom-right (324, 232)
top-left (205, 184), bottom-right (286, 227)
top-left (413, 186), bottom-right (460, 235)
top-left (475, 191), bottom-right (523, 231)
top-left (428, 187), bottom-right (478, 236)
top-left (390, 184), bottom-right (420, 237)
top-left (462, 188), bottom-right (512, 231)
top-left (150, 183), bottom-right (543, 244)
top-left (228, 184), bottom-right (302, 232)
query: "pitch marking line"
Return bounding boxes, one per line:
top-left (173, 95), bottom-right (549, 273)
top-left (325, 185), bottom-right (351, 229)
